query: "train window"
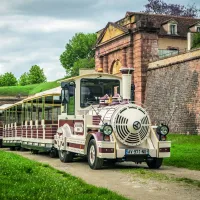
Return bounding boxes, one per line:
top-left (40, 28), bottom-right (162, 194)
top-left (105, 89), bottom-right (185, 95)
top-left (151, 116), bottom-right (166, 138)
top-left (0, 112), bottom-right (3, 126)
top-left (44, 96), bottom-right (53, 124)
top-left (10, 107), bottom-right (15, 124)
top-left (21, 104), bottom-right (25, 125)
top-left (80, 78), bottom-right (120, 108)
top-left (38, 98), bottom-right (43, 124)
top-left (7, 109), bottom-right (10, 125)
top-left (17, 104), bottom-right (22, 125)
top-left (26, 101), bottom-right (32, 123)
top-left (4, 111), bottom-right (6, 125)
top-left (67, 82), bottom-right (75, 115)
top-left (52, 95), bottom-right (61, 124)
top-left (32, 99), bottom-right (37, 123)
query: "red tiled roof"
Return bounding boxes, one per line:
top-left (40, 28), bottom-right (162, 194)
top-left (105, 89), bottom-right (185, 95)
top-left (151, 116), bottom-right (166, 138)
top-left (126, 12), bottom-right (200, 37)
top-left (96, 12), bottom-right (200, 41)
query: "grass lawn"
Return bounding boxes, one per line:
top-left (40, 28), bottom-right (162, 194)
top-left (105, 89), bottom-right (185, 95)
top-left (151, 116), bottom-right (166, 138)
top-left (0, 151), bottom-right (127, 200)
top-left (0, 81), bottom-right (59, 96)
top-left (164, 134), bottom-right (200, 170)
top-left (0, 84), bottom-right (39, 96)
top-left (28, 81), bottom-right (60, 95)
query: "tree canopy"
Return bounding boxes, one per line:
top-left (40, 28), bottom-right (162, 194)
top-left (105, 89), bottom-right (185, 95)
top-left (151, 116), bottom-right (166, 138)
top-left (192, 33), bottom-right (200, 49)
top-left (18, 65), bottom-right (47, 86)
top-left (18, 72), bottom-right (29, 86)
top-left (60, 33), bottom-right (97, 76)
top-left (71, 58), bottom-right (95, 76)
top-left (0, 72), bottom-right (18, 86)
top-left (28, 65), bottom-right (47, 84)
top-left (143, 0), bottom-right (199, 17)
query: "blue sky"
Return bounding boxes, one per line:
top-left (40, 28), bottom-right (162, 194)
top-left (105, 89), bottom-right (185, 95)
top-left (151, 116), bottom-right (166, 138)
top-left (0, 0), bottom-right (199, 81)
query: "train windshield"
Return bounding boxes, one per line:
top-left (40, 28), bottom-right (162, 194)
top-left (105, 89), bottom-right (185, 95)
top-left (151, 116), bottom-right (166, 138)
top-left (80, 78), bottom-right (120, 108)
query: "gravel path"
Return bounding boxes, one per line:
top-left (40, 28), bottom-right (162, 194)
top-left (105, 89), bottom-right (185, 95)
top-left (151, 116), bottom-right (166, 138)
top-left (3, 150), bottom-right (200, 200)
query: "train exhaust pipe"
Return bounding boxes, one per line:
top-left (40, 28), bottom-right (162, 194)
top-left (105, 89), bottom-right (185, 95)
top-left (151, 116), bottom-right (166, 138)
top-left (120, 67), bottom-right (134, 102)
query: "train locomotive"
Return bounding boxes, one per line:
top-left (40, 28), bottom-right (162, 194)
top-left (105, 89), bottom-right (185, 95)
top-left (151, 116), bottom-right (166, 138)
top-left (0, 67), bottom-right (171, 169)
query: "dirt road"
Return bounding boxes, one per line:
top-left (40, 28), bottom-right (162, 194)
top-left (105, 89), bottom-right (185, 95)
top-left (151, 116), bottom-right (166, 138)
top-left (4, 150), bottom-right (200, 200)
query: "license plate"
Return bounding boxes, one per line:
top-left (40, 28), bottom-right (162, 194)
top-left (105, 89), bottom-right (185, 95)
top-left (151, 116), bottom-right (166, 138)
top-left (125, 149), bottom-right (149, 155)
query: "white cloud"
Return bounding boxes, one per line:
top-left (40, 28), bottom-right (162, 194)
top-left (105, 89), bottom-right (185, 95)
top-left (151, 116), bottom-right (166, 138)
top-left (0, 48), bottom-right (65, 81)
top-left (0, 15), bottom-right (98, 33)
top-left (0, 37), bottom-right (22, 49)
top-left (0, 0), bottom-right (199, 82)
top-left (39, 61), bottom-right (66, 81)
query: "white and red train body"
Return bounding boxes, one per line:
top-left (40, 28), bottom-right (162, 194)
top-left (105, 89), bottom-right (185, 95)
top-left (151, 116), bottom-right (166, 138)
top-left (0, 72), bottom-right (171, 169)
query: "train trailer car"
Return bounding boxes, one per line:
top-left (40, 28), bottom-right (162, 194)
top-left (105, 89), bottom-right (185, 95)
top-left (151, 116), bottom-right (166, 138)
top-left (54, 69), bottom-right (171, 169)
top-left (0, 104), bottom-right (14, 148)
top-left (1, 88), bottom-right (61, 156)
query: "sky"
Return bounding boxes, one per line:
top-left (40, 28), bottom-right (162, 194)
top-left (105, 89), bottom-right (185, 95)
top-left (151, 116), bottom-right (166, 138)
top-left (0, 0), bottom-right (199, 81)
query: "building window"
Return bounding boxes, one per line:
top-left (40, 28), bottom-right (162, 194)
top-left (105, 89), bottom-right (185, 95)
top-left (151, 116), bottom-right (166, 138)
top-left (170, 24), bottom-right (177, 35)
top-left (196, 26), bottom-right (200, 32)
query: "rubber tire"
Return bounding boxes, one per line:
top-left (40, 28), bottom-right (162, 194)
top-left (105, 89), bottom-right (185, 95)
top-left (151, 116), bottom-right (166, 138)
top-left (15, 147), bottom-right (21, 151)
top-left (87, 139), bottom-right (103, 170)
top-left (146, 158), bottom-right (163, 169)
top-left (20, 147), bottom-right (26, 151)
top-left (10, 147), bottom-right (15, 151)
top-left (49, 149), bottom-right (58, 158)
top-left (59, 150), bottom-right (73, 163)
top-left (31, 149), bottom-right (39, 154)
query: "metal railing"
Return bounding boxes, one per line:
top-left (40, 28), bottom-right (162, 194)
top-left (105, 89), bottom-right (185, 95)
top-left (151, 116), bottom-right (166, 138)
top-left (150, 48), bottom-right (187, 62)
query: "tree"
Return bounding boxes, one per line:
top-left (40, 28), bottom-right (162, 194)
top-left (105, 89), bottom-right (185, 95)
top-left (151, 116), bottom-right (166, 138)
top-left (18, 72), bottom-right (29, 86)
top-left (60, 33), bottom-right (97, 75)
top-left (0, 72), bottom-right (17, 86)
top-left (192, 33), bottom-right (200, 49)
top-left (0, 75), bottom-right (3, 86)
top-left (71, 58), bottom-right (95, 76)
top-left (28, 65), bottom-right (47, 84)
top-left (143, 0), bottom-right (199, 17)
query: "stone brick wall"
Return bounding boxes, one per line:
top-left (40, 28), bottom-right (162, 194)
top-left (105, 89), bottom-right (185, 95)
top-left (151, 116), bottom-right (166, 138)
top-left (145, 49), bottom-right (200, 134)
top-left (0, 96), bottom-right (26, 106)
top-left (133, 32), bottom-right (158, 103)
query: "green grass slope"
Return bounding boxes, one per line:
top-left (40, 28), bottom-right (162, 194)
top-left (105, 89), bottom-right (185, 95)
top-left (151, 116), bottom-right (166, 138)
top-left (28, 81), bottom-right (60, 95)
top-left (164, 134), bottom-right (200, 170)
top-left (0, 151), bottom-right (127, 200)
top-left (0, 81), bottom-right (60, 96)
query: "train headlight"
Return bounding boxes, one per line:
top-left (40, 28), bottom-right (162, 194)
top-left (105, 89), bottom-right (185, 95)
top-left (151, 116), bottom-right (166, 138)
top-left (101, 124), bottom-right (113, 136)
top-left (157, 124), bottom-right (169, 136)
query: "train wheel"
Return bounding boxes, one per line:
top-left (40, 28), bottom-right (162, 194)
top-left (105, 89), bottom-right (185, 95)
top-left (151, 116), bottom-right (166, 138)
top-left (49, 149), bottom-right (58, 158)
top-left (146, 158), bottom-right (163, 169)
top-left (10, 147), bottom-right (15, 151)
top-left (59, 150), bottom-right (73, 162)
top-left (87, 139), bottom-right (103, 170)
top-left (15, 147), bottom-right (21, 151)
top-left (31, 149), bottom-right (39, 154)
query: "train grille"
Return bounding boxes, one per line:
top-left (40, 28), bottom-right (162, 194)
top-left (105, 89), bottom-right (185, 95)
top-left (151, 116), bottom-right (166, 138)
top-left (114, 106), bottom-right (150, 146)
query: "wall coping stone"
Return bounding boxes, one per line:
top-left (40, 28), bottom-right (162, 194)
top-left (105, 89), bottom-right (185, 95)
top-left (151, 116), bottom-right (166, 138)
top-left (148, 48), bottom-right (200, 70)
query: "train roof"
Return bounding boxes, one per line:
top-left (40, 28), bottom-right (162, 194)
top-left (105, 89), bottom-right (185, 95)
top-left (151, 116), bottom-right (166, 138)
top-left (0, 104), bottom-right (13, 112)
top-left (0, 100), bottom-right (24, 111)
top-left (60, 73), bottom-right (122, 83)
top-left (23, 86), bottom-right (61, 102)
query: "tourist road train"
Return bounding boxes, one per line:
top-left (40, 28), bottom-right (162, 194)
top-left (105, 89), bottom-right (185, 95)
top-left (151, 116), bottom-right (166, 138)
top-left (0, 69), bottom-right (171, 169)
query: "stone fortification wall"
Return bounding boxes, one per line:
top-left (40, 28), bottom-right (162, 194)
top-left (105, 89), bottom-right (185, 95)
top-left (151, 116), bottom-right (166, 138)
top-left (0, 96), bottom-right (26, 106)
top-left (145, 48), bottom-right (200, 134)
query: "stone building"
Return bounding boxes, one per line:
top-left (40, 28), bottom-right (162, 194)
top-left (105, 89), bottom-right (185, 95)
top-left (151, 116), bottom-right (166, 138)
top-left (94, 12), bottom-right (200, 103)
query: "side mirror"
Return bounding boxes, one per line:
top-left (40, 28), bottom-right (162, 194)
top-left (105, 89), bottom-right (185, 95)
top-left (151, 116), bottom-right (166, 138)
top-left (61, 82), bottom-right (70, 105)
